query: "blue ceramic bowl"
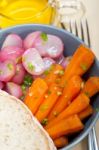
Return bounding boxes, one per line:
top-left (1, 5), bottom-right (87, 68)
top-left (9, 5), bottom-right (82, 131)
top-left (0, 24), bottom-right (99, 150)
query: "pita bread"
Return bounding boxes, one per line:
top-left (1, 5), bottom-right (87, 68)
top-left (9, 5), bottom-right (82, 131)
top-left (0, 90), bottom-right (56, 150)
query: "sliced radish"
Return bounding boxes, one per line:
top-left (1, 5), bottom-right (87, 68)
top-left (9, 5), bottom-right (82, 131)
top-left (22, 48), bottom-right (45, 75)
top-left (0, 46), bottom-right (24, 63)
top-left (43, 57), bottom-right (55, 70)
top-left (34, 33), bottom-right (64, 58)
top-left (61, 56), bottom-right (72, 68)
top-left (0, 60), bottom-right (15, 82)
top-left (12, 64), bottom-right (26, 84)
top-left (56, 55), bottom-right (65, 64)
top-left (6, 82), bottom-right (23, 98)
top-left (24, 31), bottom-right (41, 49)
top-left (2, 34), bottom-right (23, 49)
top-left (0, 81), bottom-right (4, 89)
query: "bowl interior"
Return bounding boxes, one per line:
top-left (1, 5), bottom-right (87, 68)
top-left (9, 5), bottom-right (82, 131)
top-left (0, 24), bottom-right (99, 150)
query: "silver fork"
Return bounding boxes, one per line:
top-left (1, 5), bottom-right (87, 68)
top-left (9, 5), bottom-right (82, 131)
top-left (61, 19), bottom-right (98, 150)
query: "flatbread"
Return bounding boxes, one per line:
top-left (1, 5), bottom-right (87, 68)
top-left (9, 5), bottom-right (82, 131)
top-left (0, 90), bottom-right (56, 150)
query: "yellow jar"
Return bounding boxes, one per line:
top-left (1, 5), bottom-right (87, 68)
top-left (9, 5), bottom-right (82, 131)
top-left (0, 0), bottom-right (58, 28)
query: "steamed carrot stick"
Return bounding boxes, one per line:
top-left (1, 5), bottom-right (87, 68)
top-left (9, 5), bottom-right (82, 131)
top-left (35, 83), bottom-right (62, 122)
top-left (81, 77), bottom-right (99, 97)
top-left (24, 78), bottom-right (48, 114)
top-left (60, 45), bottom-right (95, 87)
top-left (45, 93), bottom-right (90, 129)
top-left (54, 136), bottom-right (68, 148)
top-left (44, 64), bottom-right (64, 86)
top-left (78, 105), bottom-right (94, 120)
top-left (46, 115), bottom-right (84, 139)
top-left (48, 75), bottom-right (82, 120)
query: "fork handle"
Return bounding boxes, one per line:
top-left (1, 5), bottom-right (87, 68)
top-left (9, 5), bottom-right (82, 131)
top-left (92, 127), bottom-right (99, 150)
top-left (88, 129), bottom-right (94, 150)
top-left (88, 127), bottom-right (99, 150)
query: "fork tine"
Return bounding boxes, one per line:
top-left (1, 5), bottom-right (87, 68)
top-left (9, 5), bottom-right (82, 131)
top-left (61, 22), bottom-right (66, 30)
top-left (86, 19), bottom-right (91, 48)
top-left (70, 20), bottom-right (72, 33)
top-left (75, 21), bottom-right (78, 37)
top-left (80, 20), bottom-right (85, 42)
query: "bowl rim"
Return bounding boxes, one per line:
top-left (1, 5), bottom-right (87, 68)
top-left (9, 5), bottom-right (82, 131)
top-left (0, 24), bottom-right (99, 150)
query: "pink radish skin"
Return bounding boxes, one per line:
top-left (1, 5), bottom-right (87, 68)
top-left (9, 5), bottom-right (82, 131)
top-left (34, 34), bottom-right (64, 58)
top-left (6, 82), bottom-right (23, 98)
top-left (12, 64), bottom-right (26, 84)
top-left (43, 57), bottom-right (55, 70)
top-left (61, 56), bottom-right (72, 68)
top-left (22, 48), bottom-right (45, 75)
top-left (0, 60), bottom-right (15, 82)
top-left (0, 46), bottom-right (24, 63)
top-left (2, 34), bottom-right (23, 49)
top-left (24, 31), bottom-right (41, 49)
top-left (0, 81), bottom-right (4, 89)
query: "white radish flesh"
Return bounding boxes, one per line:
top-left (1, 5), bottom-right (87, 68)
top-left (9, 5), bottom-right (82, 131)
top-left (43, 57), bottom-right (55, 70)
top-left (12, 64), bottom-right (26, 84)
top-left (61, 56), bottom-right (72, 68)
top-left (22, 48), bottom-right (45, 75)
top-left (34, 33), bottom-right (64, 58)
top-left (56, 55), bottom-right (65, 64)
top-left (6, 82), bottom-right (23, 98)
top-left (24, 31), bottom-right (41, 49)
top-left (0, 46), bottom-right (24, 63)
top-left (0, 60), bottom-right (15, 82)
top-left (2, 34), bottom-right (23, 49)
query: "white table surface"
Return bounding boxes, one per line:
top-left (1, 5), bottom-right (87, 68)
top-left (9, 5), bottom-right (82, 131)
top-left (58, 0), bottom-right (99, 149)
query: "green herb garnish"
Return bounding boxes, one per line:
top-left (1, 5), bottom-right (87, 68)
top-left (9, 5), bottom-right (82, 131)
top-left (40, 105), bottom-right (48, 112)
top-left (20, 95), bottom-right (25, 101)
top-left (58, 70), bottom-right (64, 76)
top-left (80, 64), bottom-right (87, 71)
top-left (23, 74), bottom-right (33, 86)
top-left (41, 32), bottom-right (48, 41)
top-left (28, 63), bottom-right (35, 71)
top-left (7, 63), bottom-right (13, 70)
top-left (21, 84), bottom-right (26, 91)
top-left (44, 69), bottom-right (50, 76)
top-left (43, 65), bottom-right (54, 76)
top-left (41, 118), bottom-right (48, 126)
top-left (84, 91), bottom-right (90, 97)
top-left (47, 90), bottom-right (51, 95)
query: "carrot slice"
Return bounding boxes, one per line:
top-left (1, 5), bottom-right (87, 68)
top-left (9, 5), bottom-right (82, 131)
top-left (60, 45), bottom-right (95, 87)
top-left (46, 115), bottom-right (84, 139)
top-left (48, 75), bottom-right (82, 120)
top-left (78, 105), bottom-right (94, 120)
top-left (35, 83), bottom-right (62, 122)
top-left (45, 93), bottom-right (89, 129)
top-left (81, 77), bottom-right (99, 97)
top-left (24, 78), bottom-right (48, 114)
top-left (54, 137), bottom-right (68, 148)
top-left (44, 64), bottom-right (64, 86)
